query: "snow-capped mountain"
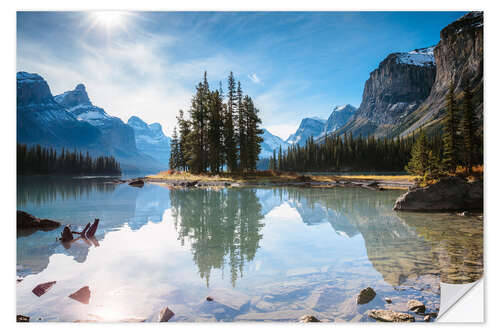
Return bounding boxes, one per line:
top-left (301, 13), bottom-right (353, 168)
top-left (17, 72), bottom-right (101, 148)
top-left (260, 128), bottom-right (290, 158)
top-left (18, 72), bottom-right (166, 173)
top-left (395, 46), bottom-right (436, 67)
top-left (286, 117), bottom-right (326, 146)
top-left (54, 84), bottom-right (138, 157)
top-left (127, 116), bottom-right (171, 167)
top-left (322, 104), bottom-right (357, 135)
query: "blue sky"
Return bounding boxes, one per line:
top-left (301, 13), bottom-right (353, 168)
top-left (17, 11), bottom-right (466, 139)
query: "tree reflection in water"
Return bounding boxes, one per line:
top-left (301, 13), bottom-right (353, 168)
top-left (170, 188), bottom-right (265, 287)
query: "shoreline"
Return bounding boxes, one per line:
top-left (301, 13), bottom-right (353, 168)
top-left (142, 173), bottom-right (415, 190)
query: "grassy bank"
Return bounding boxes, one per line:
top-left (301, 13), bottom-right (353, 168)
top-left (146, 170), bottom-right (416, 186)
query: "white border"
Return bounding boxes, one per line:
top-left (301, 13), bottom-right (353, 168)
top-left (2, 0), bottom-right (498, 332)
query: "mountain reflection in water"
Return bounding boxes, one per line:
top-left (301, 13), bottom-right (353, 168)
top-left (17, 178), bottom-right (483, 322)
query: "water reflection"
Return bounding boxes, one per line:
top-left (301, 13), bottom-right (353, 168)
top-left (16, 178), bottom-right (483, 322)
top-left (170, 188), bottom-right (264, 287)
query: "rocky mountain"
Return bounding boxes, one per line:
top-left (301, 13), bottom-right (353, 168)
top-left (286, 117), bottom-right (326, 146)
top-left (316, 104), bottom-right (357, 142)
top-left (127, 116), bottom-right (171, 167)
top-left (335, 47), bottom-right (437, 138)
top-left (398, 11), bottom-right (483, 137)
top-left (17, 72), bottom-right (101, 148)
top-left (334, 11), bottom-right (483, 139)
top-left (17, 72), bottom-right (165, 173)
top-left (260, 128), bottom-right (290, 158)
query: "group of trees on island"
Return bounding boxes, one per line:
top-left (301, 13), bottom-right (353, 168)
top-left (406, 81), bottom-right (482, 180)
top-left (17, 144), bottom-right (122, 176)
top-left (169, 72), bottom-right (264, 174)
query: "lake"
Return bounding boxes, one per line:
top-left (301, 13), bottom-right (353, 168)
top-left (16, 176), bottom-right (483, 322)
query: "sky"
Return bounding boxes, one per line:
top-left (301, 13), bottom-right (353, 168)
top-left (17, 11), bottom-right (466, 140)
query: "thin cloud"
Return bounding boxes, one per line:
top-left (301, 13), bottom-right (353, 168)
top-left (248, 73), bottom-right (260, 84)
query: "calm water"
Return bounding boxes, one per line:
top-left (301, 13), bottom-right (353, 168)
top-left (16, 177), bottom-right (483, 322)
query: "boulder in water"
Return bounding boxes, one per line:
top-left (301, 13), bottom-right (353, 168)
top-left (17, 211), bottom-right (61, 230)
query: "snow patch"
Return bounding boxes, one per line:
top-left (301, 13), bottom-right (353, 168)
top-left (396, 46), bottom-right (436, 67)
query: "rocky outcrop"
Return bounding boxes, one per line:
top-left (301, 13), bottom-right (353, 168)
top-left (400, 12), bottom-right (483, 136)
top-left (393, 177), bottom-right (483, 211)
top-left (299, 315), bottom-right (320, 322)
top-left (17, 210), bottom-right (61, 230)
top-left (368, 310), bottom-right (415, 322)
top-left (336, 47), bottom-right (436, 138)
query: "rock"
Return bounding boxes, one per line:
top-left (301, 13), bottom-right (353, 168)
top-left (356, 287), bottom-right (376, 305)
top-left (32, 281), bottom-right (56, 297)
top-left (424, 315), bottom-right (431, 322)
top-left (158, 307), bottom-right (175, 322)
top-left (128, 179), bottom-right (145, 188)
top-left (299, 315), bottom-right (321, 322)
top-left (458, 211), bottom-right (470, 216)
top-left (186, 181), bottom-right (198, 187)
top-left (407, 300), bottom-right (426, 314)
top-left (394, 177), bottom-right (483, 211)
top-left (296, 175), bottom-right (313, 182)
top-left (69, 286), bottom-right (91, 304)
top-left (206, 296), bottom-right (213, 302)
top-left (17, 210), bottom-right (61, 230)
top-left (17, 315), bottom-right (30, 322)
top-left (368, 310), bottom-right (415, 322)
top-left (384, 297), bottom-right (392, 304)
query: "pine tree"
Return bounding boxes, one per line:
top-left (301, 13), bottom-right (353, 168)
top-left (460, 80), bottom-right (480, 174)
top-left (224, 72), bottom-right (238, 172)
top-left (442, 82), bottom-right (459, 173)
top-left (405, 131), bottom-right (429, 177)
top-left (169, 127), bottom-right (180, 170)
top-left (236, 81), bottom-right (247, 171)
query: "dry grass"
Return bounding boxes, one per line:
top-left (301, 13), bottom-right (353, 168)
top-left (147, 170), bottom-right (415, 185)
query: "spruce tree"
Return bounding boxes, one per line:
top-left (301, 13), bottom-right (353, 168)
top-left (405, 131), bottom-right (429, 178)
top-left (460, 80), bottom-right (480, 174)
top-left (224, 72), bottom-right (238, 172)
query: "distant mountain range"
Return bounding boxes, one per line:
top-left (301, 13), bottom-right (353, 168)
top-left (17, 73), bottom-right (167, 173)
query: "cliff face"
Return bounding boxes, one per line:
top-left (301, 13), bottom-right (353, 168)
top-left (399, 12), bottom-right (483, 136)
top-left (336, 48), bottom-right (436, 138)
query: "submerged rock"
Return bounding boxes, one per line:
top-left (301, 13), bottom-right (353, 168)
top-left (368, 309), bottom-right (415, 322)
top-left (32, 281), bottom-right (56, 297)
top-left (69, 286), bottom-right (91, 304)
top-left (17, 210), bottom-right (61, 230)
top-left (128, 179), bottom-right (145, 188)
top-left (299, 315), bottom-right (321, 322)
top-left (16, 315), bottom-right (30, 322)
top-left (394, 177), bottom-right (483, 211)
top-left (356, 287), bottom-right (376, 305)
top-left (407, 300), bottom-right (426, 314)
top-left (158, 307), bottom-right (175, 322)
top-left (384, 297), bottom-right (392, 304)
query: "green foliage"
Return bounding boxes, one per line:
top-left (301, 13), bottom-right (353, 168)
top-left (405, 131), bottom-right (441, 180)
top-left (272, 132), bottom-right (415, 172)
top-left (169, 71), bottom-right (263, 174)
top-left (460, 80), bottom-right (481, 173)
top-left (17, 144), bottom-right (121, 175)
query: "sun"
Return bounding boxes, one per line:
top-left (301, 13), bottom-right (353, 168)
top-left (90, 11), bottom-right (128, 30)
